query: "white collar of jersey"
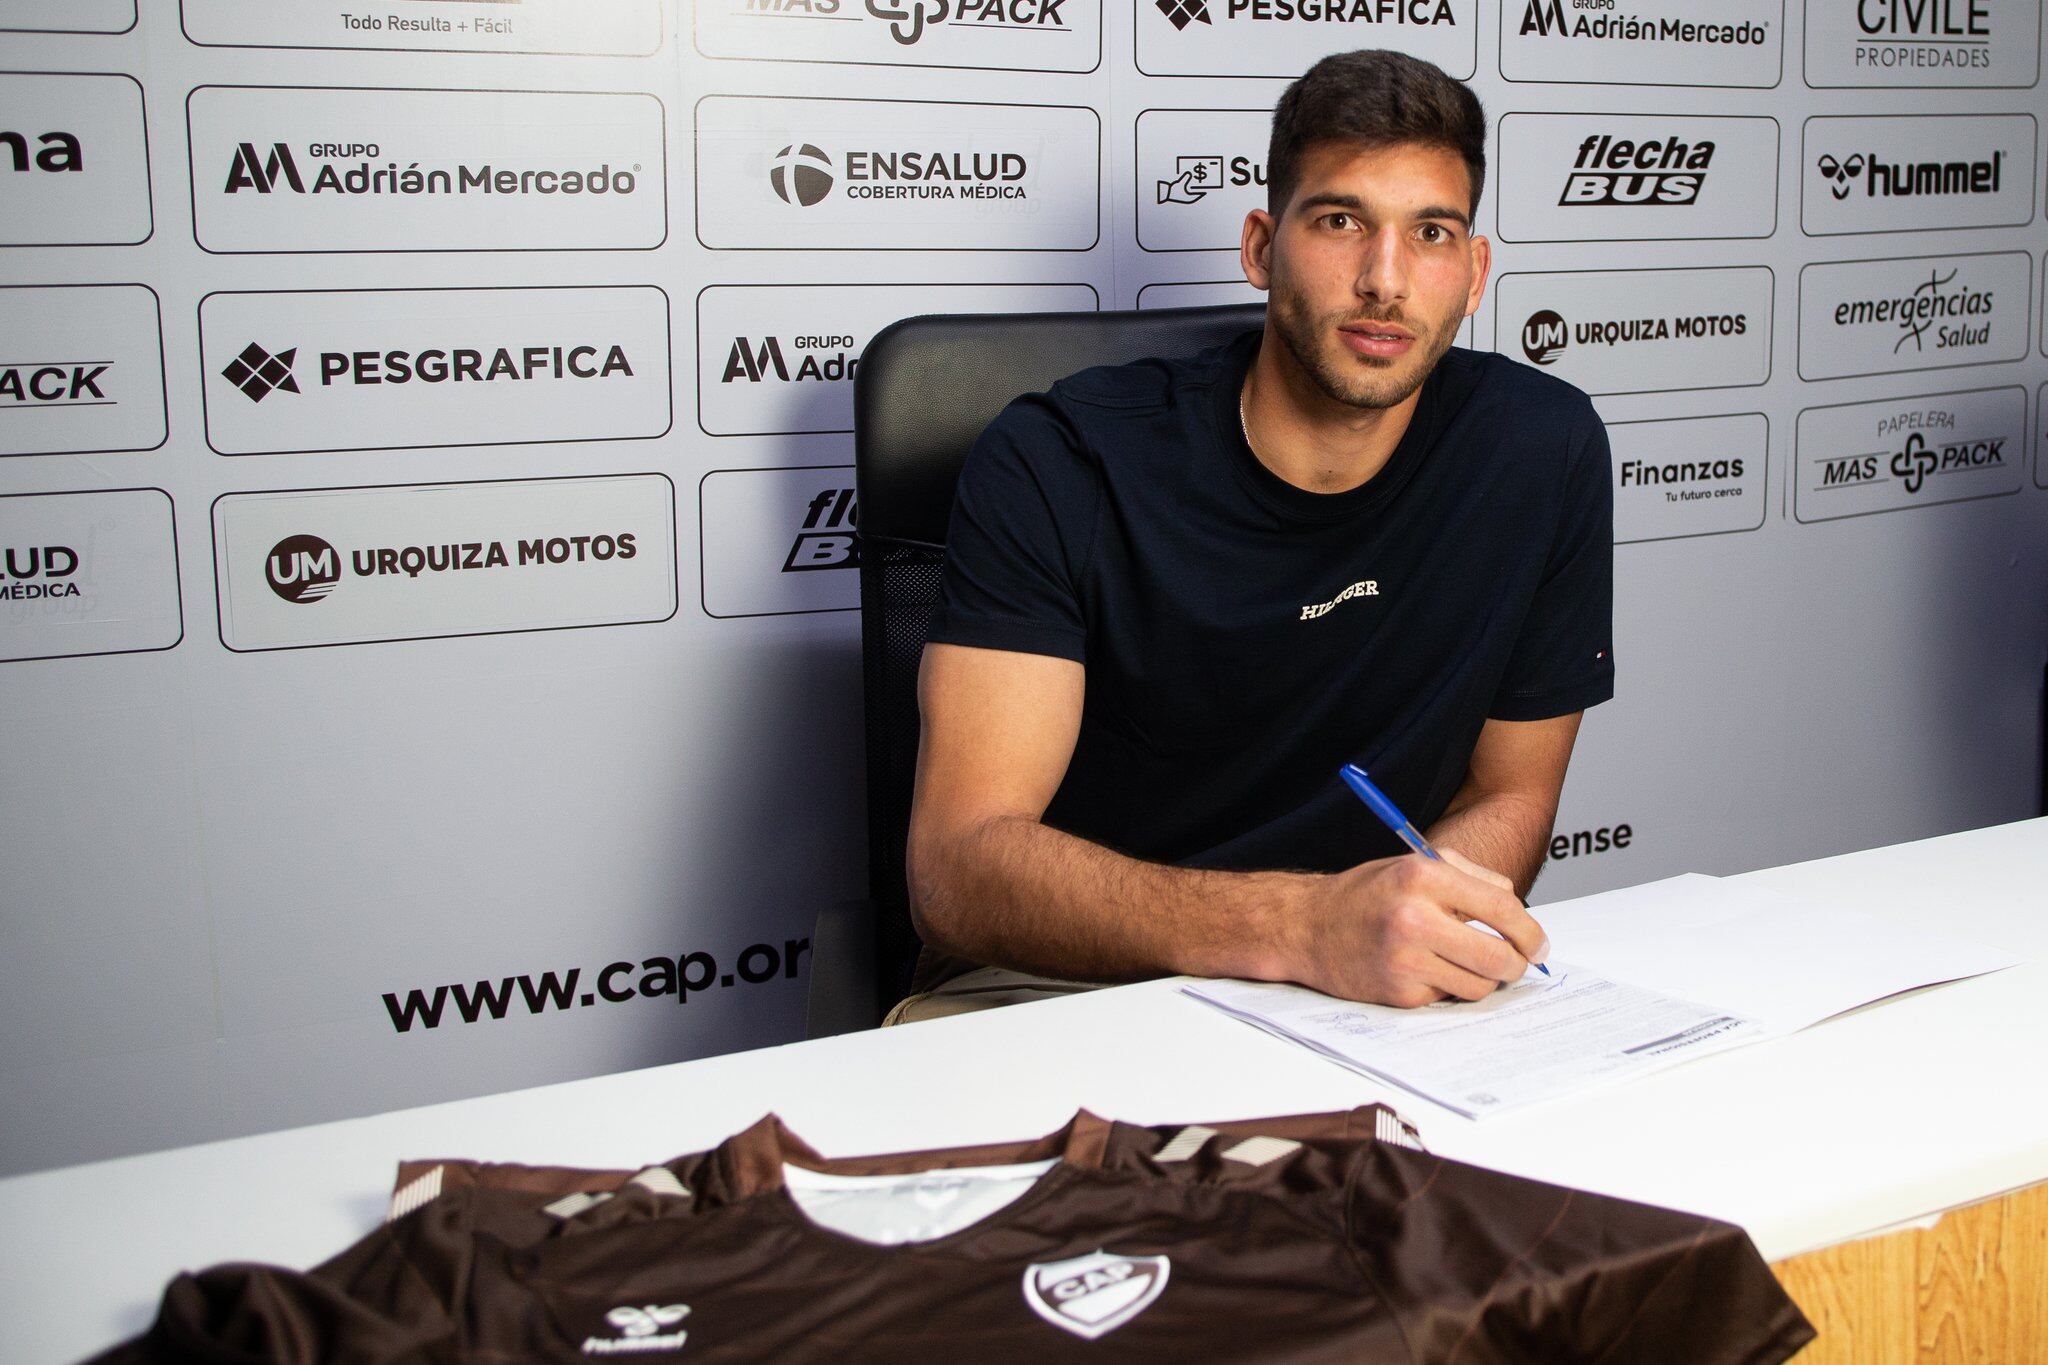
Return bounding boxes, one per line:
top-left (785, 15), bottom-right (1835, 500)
top-left (780, 1159), bottom-right (1059, 1246)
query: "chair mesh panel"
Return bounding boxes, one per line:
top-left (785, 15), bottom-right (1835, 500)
top-left (859, 537), bottom-right (945, 1003)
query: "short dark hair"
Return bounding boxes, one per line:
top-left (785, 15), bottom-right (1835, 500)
top-left (1266, 49), bottom-right (1487, 220)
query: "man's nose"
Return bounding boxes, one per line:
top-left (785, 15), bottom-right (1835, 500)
top-left (1355, 228), bottom-right (1409, 304)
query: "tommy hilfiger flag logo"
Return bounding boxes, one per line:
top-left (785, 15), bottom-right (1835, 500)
top-left (1154, 0), bottom-right (1211, 27)
top-left (221, 343), bottom-right (299, 403)
top-left (1023, 1250), bottom-right (1170, 1340)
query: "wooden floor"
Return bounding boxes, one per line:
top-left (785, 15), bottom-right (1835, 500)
top-left (1771, 1180), bottom-right (2048, 1362)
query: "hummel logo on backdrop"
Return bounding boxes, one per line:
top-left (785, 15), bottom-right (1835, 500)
top-left (222, 343), bottom-right (299, 403)
top-left (1816, 154), bottom-right (1865, 199)
top-left (1155, 0), bottom-right (1212, 27)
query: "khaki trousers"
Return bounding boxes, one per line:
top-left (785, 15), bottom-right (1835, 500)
top-left (881, 965), bottom-right (1104, 1026)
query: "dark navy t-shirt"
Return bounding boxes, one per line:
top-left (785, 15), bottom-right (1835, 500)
top-left (926, 328), bottom-right (1614, 874)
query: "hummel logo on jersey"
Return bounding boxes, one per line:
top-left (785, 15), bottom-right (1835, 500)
top-left (1155, 0), bottom-right (1212, 26)
top-left (583, 1303), bottom-right (690, 1355)
top-left (222, 343), bottom-right (299, 403)
top-left (1023, 1251), bottom-right (1170, 1340)
top-left (1300, 579), bottom-right (1380, 621)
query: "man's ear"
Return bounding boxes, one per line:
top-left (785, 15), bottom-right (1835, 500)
top-left (1241, 209), bottom-right (1276, 290)
top-left (1463, 233), bottom-right (1492, 319)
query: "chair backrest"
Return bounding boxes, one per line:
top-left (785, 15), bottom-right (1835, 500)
top-left (851, 303), bottom-right (1267, 1004)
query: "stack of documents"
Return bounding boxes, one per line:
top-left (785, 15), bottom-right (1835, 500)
top-left (1184, 874), bottom-right (2018, 1119)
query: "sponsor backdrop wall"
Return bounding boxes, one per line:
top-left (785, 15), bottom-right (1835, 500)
top-left (1, 0), bottom-right (2043, 1174)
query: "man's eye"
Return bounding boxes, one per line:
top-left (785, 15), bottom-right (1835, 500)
top-left (1419, 224), bottom-right (1446, 242)
top-left (1324, 213), bottom-right (1353, 230)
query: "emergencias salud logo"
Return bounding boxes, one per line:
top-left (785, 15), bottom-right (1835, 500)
top-left (224, 141), bottom-right (642, 199)
top-left (1830, 268), bottom-right (1994, 354)
top-left (1561, 134), bottom-right (1715, 206)
top-left (769, 142), bottom-right (1030, 204)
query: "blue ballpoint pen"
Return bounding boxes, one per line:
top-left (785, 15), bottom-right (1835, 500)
top-left (1337, 763), bottom-right (1550, 977)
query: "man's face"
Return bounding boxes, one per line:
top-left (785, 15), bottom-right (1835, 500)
top-left (1244, 140), bottom-right (1490, 412)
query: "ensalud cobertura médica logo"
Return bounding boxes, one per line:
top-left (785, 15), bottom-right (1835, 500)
top-left (769, 142), bottom-right (1031, 205)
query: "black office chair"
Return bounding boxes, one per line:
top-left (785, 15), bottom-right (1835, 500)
top-left (805, 302), bottom-right (1267, 1039)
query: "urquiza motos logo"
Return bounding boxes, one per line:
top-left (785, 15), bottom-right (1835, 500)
top-left (1520, 306), bottom-right (1747, 364)
top-left (1, 544), bottom-right (81, 601)
top-left (265, 530), bottom-right (642, 604)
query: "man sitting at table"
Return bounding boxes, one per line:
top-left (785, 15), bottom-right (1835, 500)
top-left (891, 49), bottom-right (1613, 1025)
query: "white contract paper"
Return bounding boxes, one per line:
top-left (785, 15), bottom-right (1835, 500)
top-left (1183, 875), bottom-right (2019, 1120)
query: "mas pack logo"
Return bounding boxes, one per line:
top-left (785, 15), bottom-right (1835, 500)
top-left (1023, 1251), bottom-right (1170, 1341)
top-left (1795, 386), bottom-right (2024, 522)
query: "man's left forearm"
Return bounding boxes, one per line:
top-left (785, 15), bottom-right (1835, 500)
top-left (1426, 790), bottom-right (1557, 900)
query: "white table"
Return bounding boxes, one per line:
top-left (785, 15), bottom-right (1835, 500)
top-left (3, 817), bottom-right (2044, 1364)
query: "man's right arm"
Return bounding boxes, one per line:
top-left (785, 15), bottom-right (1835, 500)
top-left (905, 642), bottom-right (1549, 1008)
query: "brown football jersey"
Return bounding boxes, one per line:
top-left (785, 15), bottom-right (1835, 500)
top-left (95, 1107), bottom-right (1811, 1363)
